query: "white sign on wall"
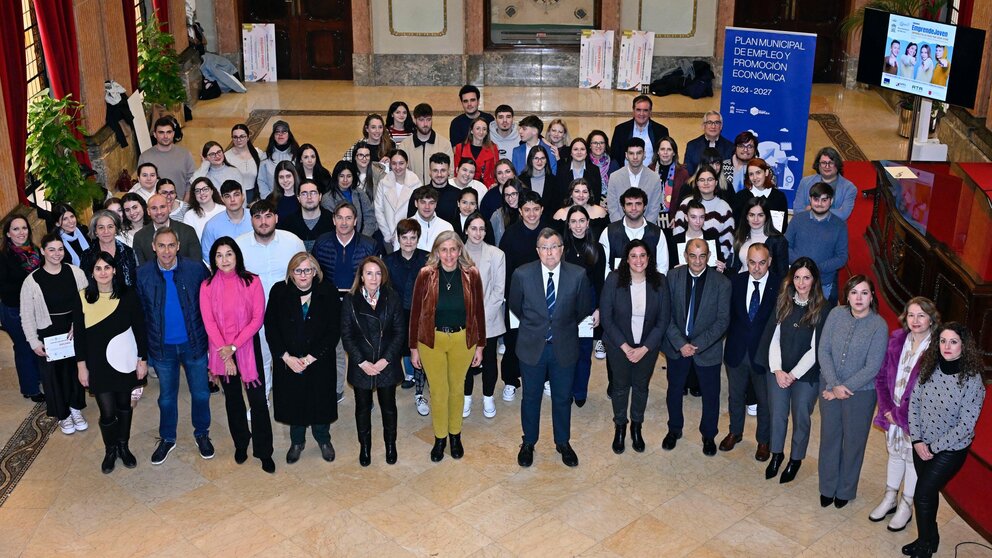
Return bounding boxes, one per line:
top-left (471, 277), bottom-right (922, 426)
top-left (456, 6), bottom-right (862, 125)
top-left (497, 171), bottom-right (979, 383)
top-left (242, 24), bottom-right (277, 82)
top-left (579, 30), bottom-right (615, 89)
top-left (616, 30), bottom-right (655, 90)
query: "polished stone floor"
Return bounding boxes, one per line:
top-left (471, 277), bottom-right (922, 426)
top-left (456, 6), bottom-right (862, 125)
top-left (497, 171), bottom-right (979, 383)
top-left (1, 82), bottom-right (987, 557)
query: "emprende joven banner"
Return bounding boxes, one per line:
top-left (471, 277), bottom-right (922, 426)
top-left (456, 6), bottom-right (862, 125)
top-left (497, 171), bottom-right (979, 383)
top-left (720, 28), bottom-right (817, 207)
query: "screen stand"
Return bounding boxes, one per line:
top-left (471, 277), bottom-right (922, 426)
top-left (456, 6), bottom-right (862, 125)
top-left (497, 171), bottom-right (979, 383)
top-left (907, 96), bottom-right (949, 162)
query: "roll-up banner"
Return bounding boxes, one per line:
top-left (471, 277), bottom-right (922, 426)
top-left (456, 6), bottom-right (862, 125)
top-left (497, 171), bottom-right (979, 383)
top-left (720, 27), bottom-right (817, 206)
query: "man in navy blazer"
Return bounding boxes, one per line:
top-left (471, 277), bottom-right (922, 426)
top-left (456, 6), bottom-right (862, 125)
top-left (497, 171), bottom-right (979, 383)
top-left (508, 228), bottom-right (592, 468)
top-left (720, 243), bottom-right (780, 461)
top-left (662, 239), bottom-right (731, 456)
top-left (610, 95), bottom-right (670, 165)
top-left (511, 115), bottom-right (559, 175)
top-left (683, 111), bottom-right (735, 175)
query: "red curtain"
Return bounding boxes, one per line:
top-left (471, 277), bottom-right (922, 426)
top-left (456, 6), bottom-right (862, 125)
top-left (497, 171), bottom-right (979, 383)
top-left (32, 0), bottom-right (92, 168)
top-left (152, 0), bottom-right (169, 31)
top-left (122, 0), bottom-right (139, 90)
top-left (0, 1), bottom-right (29, 204)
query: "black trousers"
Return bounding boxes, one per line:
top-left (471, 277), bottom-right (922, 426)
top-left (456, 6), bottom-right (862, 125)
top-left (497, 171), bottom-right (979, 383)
top-left (354, 385), bottom-right (398, 442)
top-left (501, 329), bottom-right (521, 388)
top-left (607, 345), bottom-right (658, 425)
top-left (913, 446), bottom-right (969, 548)
top-left (39, 357), bottom-right (86, 420)
top-left (220, 336), bottom-right (273, 459)
top-left (465, 337), bottom-right (498, 397)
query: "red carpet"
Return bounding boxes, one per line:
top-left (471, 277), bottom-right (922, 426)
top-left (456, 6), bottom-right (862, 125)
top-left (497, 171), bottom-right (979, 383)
top-left (841, 161), bottom-right (992, 542)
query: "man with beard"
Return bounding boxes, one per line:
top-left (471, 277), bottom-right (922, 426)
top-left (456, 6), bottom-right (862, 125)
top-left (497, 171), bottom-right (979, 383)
top-left (138, 117), bottom-right (196, 200)
top-left (278, 180), bottom-right (334, 252)
top-left (399, 103), bottom-right (453, 185)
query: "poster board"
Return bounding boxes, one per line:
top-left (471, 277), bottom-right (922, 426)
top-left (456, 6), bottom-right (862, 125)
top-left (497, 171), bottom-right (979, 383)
top-left (579, 30), bottom-right (615, 89)
top-left (616, 30), bottom-right (655, 90)
top-left (242, 24), bottom-right (277, 82)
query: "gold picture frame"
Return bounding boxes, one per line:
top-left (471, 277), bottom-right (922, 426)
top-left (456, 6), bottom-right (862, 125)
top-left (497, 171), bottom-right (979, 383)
top-left (389, 0), bottom-right (448, 36)
top-left (638, 0), bottom-right (697, 39)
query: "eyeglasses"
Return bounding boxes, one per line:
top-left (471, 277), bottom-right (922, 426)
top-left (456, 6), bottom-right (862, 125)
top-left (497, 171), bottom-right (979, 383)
top-left (737, 144), bottom-right (755, 151)
top-left (231, 135), bottom-right (248, 140)
top-left (193, 187), bottom-right (212, 195)
top-left (299, 191), bottom-right (320, 197)
top-left (703, 120), bottom-right (722, 126)
top-left (207, 151), bottom-right (224, 157)
top-left (818, 159), bottom-right (836, 166)
top-left (589, 141), bottom-right (606, 146)
top-left (355, 153), bottom-right (371, 158)
top-left (293, 268), bottom-right (316, 276)
top-left (161, 191), bottom-right (177, 197)
top-left (537, 244), bottom-right (563, 252)
top-left (504, 191), bottom-right (518, 197)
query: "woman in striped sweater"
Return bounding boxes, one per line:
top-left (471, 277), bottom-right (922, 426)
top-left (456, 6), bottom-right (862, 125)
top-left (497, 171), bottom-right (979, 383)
top-left (671, 166), bottom-right (735, 264)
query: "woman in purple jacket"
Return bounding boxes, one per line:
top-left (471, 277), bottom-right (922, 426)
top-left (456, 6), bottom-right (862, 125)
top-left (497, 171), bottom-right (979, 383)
top-left (868, 297), bottom-right (940, 531)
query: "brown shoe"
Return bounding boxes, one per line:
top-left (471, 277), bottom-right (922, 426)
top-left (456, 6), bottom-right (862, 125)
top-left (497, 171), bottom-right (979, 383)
top-left (755, 443), bottom-right (771, 462)
top-left (718, 433), bottom-right (742, 452)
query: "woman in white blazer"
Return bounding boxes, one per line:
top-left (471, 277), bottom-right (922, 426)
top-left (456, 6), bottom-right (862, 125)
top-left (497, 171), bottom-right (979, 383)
top-left (374, 149), bottom-right (422, 250)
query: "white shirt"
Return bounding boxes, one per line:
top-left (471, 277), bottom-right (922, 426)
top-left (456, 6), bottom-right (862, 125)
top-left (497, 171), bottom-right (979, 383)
top-left (632, 123), bottom-right (653, 162)
top-left (235, 229), bottom-right (305, 299)
top-left (411, 213), bottom-right (453, 252)
top-left (541, 262), bottom-right (561, 298)
top-left (745, 271), bottom-right (769, 307)
top-left (597, 219), bottom-right (670, 277)
top-left (627, 166), bottom-right (643, 189)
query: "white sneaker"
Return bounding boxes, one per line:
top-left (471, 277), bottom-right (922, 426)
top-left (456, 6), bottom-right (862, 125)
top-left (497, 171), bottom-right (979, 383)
top-left (594, 340), bottom-right (606, 359)
top-left (463, 396), bottom-right (473, 418)
top-left (69, 408), bottom-right (88, 431)
top-left (502, 385), bottom-right (516, 402)
top-left (483, 396), bottom-right (496, 418)
top-left (415, 395), bottom-right (430, 416)
top-left (544, 381), bottom-right (551, 397)
top-left (497, 340), bottom-right (506, 355)
top-left (746, 404), bottom-right (758, 416)
top-left (59, 417), bottom-right (76, 435)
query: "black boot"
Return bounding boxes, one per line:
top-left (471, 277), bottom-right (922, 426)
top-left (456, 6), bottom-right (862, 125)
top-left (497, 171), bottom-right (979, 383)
top-left (99, 419), bottom-right (119, 474)
top-left (765, 452), bottom-right (784, 479)
top-left (116, 407), bottom-right (137, 468)
top-left (358, 430), bottom-right (372, 467)
top-left (449, 433), bottom-right (464, 459)
top-left (430, 437), bottom-right (447, 462)
top-left (630, 422), bottom-right (645, 453)
top-left (384, 425), bottom-right (398, 465)
top-left (612, 424), bottom-right (626, 454)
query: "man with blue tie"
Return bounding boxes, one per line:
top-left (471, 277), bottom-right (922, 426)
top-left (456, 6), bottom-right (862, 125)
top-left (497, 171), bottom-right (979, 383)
top-left (662, 239), bottom-right (731, 455)
top-left (508, 228), bottom-right (592, 467)
top-left (720, 243), bottom-right (780, 461)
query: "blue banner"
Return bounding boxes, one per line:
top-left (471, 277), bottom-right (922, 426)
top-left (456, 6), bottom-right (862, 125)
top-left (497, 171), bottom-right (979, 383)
top-left (720, 28), bottom-right (817, 207)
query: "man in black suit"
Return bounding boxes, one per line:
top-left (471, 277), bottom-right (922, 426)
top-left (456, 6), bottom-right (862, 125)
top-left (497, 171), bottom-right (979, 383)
top-left (133, 194), bottom-right (201, 264)
top-left (610, 95), bottom-right (670, 165)
top-left (720, 243), bottom-right (780, 461)
top-left (508, 228), bottom-right (592, 468)
top-left (683, 111), bottom-right (735, 175)
top-left (662, 239), bottom-right (731, 456)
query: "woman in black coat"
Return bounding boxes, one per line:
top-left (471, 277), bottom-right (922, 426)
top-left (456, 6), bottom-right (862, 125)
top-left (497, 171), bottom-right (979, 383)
top-left (555, 138), bottom-right (603, 206)
top-left (265, 251), bottom-right (341, 464)
top-left (340, 255), bottom-right (405, 467)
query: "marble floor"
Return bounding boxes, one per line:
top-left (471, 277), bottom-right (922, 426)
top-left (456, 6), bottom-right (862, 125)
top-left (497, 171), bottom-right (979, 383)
top-left (1, 82), bottom-right (988, 557)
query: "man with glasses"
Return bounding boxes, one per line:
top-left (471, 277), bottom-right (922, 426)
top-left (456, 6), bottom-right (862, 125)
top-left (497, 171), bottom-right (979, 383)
top-left (200, 180), bottom-right (253, 262)
top-left (133, 193), bottom-right (201, 264)
top-left (237, 199), bottom-right (305, 399)
top-left (279, 180), bottom-right (334, 252)
top-left (785, 182), bottom-right (848, 303)
top-left (138, 117), bottom-right (196, 200)
top-left (156, 179), bottom-right (189, 221)
top-left (792, 147), bottom-right (857, 220)
top-left (683, 111), bottom-right (734, 175)
top-left (509, 228), bottom-right (592, 468)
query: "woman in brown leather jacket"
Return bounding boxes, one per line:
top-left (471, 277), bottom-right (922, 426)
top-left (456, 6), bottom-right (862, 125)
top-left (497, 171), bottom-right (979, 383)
top-left (409, 231), bottom-right (486, 462)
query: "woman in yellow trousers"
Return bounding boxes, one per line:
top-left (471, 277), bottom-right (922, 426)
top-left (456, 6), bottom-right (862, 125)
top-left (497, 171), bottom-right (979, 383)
top-left (409, 231), bottom-right (486, 462)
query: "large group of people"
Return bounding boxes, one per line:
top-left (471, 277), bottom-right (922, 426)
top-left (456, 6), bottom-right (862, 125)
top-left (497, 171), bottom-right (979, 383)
top-left (2, 86), bottom-right (986, 558)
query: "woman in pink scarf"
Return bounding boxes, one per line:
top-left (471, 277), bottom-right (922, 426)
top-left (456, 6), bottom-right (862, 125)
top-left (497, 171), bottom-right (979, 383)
top-left (200, 236), bottom-right (274, 473)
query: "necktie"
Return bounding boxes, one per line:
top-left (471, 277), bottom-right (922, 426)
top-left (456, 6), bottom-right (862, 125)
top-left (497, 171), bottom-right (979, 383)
top-left (301, 300), bottom-right (310, 319)
top-left (748, 281), bottom-right (761, 322)
top-left (546, 271), bottom-right (556, 341)
top-left (686, 275), bottom-right (698, 336)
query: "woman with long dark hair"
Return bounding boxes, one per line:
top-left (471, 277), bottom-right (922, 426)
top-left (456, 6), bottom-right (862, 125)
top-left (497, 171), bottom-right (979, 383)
top-left (322, 159), bottom-right (377, 239)
top-left (757, 257), bottom-right (831, 483)
top-left (182, 177), bottom-right (225, 239)
top-left (480, 159), bottom-right (519, 220)
top-left (560, 205), bottom-right (605, 406)
top-left (199, 237), bottom-right (274, 473)
top-left (552, 178), bottom-right (609, 240)
top-left (904, 322), bottom-right (987, 558)
top-left (490, 179), bottom-right (522, 246)
top-left (74, 252), bottom-right (147, 473)
top-left (341, 256), bottom-right (404, 466)
top-left (648, 136), bottom-right (690, 217)
top-left (257, 120), bottom-right (300, 199)
top-left (296, 143), bottom-right (333, 193)
top-left (268, 160), bottom-right (301, 219)
top-left (461, 213), bottom-right (505, 419)
top-left (519, 145), bottom-right (559, 210)
top-left (555, 138), bottom-right (604, 207)
top-left (120, 193), bottom-right (149, 247)
top-left (353, 142), bottom-right (386, 200)
top-left (0, 215), bottom-right (45, 401)
top-left (386, 101), bottom-right (414, 143)
top-left (728, 196), bottom-right (789, 277)
top-left (225, 123), bottom-right (266, 203)
top-left (586, 130), bottom-right (620, 202)
top-left (20, 232), bottom-right (89, 434)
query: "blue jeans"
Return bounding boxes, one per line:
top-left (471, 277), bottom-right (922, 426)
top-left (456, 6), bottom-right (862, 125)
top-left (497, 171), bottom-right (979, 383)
top-left (0, 304), bottom-right (42, 396)
top-left (520, 344), bottom-right (574, 445)
top-left (151, 342), bottom-right (211, 442)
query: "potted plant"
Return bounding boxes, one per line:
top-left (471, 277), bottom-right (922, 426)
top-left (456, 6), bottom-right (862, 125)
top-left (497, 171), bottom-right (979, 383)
top-left (137, 15), bottom-right (187, 125)
top-left (25, 90), bottom-right (102, 210)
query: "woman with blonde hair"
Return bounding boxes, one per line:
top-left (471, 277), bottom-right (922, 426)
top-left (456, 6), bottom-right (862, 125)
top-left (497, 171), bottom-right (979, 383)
top-left (409, 231), bottom-right (486, 462)
top-left (546, 118), bottom-right (571, 162)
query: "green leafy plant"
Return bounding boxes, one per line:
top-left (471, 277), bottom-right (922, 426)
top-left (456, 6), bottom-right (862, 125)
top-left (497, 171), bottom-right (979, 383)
top-left (137, 15), bottom-right (187, 107)
top-left (841, 0), bottom-right (948, 35)
top-left (25, 91), bottom-right (102, 208)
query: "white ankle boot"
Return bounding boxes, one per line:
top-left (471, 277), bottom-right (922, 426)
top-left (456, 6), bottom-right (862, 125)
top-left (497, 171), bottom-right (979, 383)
top-left (463, 396), bottom-right (472, 418)
top-left (869, 488), bottom-right (898, 522)
top-left (887, 496), bottom-right (913, 532)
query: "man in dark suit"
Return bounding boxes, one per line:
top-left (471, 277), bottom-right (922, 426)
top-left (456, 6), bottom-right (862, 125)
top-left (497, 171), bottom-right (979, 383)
top-left (662, 239), bottom-right (731, 456)
top-left (683, 111), bottom-right (735, 175)
top-left (508, 228), bottom-right (592, 468)
top-left (720, 243), bottom-right (780, 461)
top-left (132, 194), bottom-right (201, 264)
top-left (610, 95), bottom-right (670, 165)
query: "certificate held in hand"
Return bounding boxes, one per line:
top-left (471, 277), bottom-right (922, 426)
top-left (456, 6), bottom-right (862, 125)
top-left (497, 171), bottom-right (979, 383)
top-left (44, 333), bottom-right (75, 362)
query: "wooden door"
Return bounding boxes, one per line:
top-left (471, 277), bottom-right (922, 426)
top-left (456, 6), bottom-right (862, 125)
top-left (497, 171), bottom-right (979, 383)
top-left (241, 0), bottom-right (353, 80)
top-left (734, 0), bottom-right (848, 83)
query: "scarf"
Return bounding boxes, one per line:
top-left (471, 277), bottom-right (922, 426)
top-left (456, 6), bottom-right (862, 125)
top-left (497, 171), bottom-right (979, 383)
top-left (362, 286), bottom-right (379, 309)
top-left (590, 153), bottom-right (611, 194)
top-left (9, 240), bottom-right (41, 273)
top-left (59, 227), bottom-right (89, 266)
top-left (658, 162), bottom-right (676, 212)
top-left (938, 355), bottom-right (960, 375)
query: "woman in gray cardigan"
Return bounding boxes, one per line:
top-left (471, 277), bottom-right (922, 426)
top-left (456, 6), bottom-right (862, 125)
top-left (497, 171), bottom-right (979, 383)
top-left (817, 275), bottom-right (888, 509)
top-left (903, 322), bottom-right (986, 558)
